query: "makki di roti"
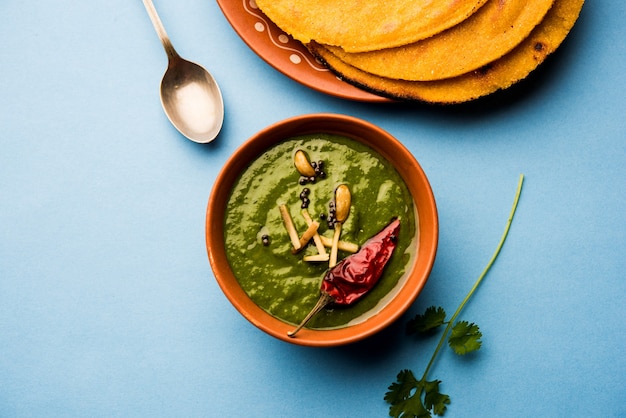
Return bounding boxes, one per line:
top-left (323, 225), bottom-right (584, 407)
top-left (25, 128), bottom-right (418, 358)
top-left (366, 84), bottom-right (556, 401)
top-left (307, 0), bottom-right (585, 104)
top-left (323, 0), bottom-right (555, 81)
top-left (254, 0), bottom-right (488, 53)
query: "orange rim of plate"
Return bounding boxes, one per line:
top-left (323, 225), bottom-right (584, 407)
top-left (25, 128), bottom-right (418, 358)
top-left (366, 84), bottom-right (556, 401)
top-left (216, 0), bottom-right (390, 102)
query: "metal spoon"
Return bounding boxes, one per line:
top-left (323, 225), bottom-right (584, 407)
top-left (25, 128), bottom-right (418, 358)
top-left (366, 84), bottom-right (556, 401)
top-left (143, 0), bottom-right (224, 143)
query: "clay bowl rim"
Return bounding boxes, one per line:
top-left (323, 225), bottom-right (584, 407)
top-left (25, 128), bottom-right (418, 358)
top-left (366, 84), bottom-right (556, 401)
top-left (205, 113), bottom-right (438, 347)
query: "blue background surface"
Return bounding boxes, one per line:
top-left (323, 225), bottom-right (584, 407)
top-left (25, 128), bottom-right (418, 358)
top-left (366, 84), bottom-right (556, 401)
top-left (1, 1), bottom-right (624, 417)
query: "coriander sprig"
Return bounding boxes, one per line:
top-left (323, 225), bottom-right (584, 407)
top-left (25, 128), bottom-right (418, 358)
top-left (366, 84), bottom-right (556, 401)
top-left (385, 174), bottom-right (524, 418)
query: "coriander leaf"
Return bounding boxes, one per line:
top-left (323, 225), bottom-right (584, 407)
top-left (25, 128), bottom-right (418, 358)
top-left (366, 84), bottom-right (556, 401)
top-left (385, 370), bottom-right (431, 418)
top-left (448, 321), bottom-right (482, 355)
top-left (385, 370), bottom-right (419, 403)
top-left (423, 380), bottom-right (450, 416)
top-left (407, 306), bottom-right (447, 334)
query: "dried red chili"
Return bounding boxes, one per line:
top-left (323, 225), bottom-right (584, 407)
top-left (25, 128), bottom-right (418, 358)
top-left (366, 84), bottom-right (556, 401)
top-left (288, 217), bottom-right (401, 337)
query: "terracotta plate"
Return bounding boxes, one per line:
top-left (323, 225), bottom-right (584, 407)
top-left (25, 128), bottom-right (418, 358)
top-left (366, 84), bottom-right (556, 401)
top-left (216, 0), bottom-right (389, 102)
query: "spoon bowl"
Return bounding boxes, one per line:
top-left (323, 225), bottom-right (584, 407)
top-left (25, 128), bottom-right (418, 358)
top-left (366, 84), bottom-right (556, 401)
top-left (143, 0), bottom-right (224, 143)
top-left (160, 57), bottom-right (224, 143)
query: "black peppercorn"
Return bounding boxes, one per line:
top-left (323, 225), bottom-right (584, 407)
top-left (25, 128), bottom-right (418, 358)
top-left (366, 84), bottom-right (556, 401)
top-left (261, 234), bottom-right (270, 246)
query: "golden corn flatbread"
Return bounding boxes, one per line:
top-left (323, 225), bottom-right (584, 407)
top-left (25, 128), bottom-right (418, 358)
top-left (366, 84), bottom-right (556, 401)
top-left (254, 0), bottom-right (488, 53)
top-left (307, 0), bottom-right (584, 104)
top-left (324, 0), bottom-right (555, 81)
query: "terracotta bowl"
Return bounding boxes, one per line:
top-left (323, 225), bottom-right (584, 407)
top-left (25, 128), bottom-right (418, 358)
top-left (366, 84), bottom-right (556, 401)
top-left (205, 114), bottom-right (438, 347)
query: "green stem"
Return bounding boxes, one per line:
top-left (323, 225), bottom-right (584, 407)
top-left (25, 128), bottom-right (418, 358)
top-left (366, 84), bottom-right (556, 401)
top-left (421, 174), bottom-right (524, 381)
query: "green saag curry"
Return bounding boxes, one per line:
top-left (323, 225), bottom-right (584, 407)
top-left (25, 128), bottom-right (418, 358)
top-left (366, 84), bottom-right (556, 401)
top-left (224, 134), bottom-right (418, 329)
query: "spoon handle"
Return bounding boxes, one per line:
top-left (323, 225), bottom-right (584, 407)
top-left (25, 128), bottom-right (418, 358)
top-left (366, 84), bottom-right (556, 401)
top-left (142, 0), bottom-right (178, 59)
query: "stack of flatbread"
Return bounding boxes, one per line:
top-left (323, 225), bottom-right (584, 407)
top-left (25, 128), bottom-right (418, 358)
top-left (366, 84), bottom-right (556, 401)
top-left (254, 0), bottom-right (585, 103)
